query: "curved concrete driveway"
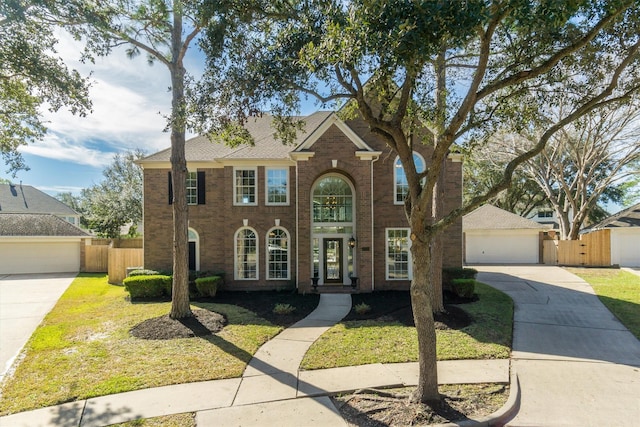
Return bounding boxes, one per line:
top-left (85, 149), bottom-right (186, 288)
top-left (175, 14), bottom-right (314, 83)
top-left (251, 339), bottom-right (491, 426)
top-left (0, 273), bottom-right (76, 382)
top-left (476, 265), bottom-right (640, 426)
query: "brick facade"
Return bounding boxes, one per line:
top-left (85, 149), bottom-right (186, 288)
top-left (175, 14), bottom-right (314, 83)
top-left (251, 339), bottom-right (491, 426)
top-left (141, 115), bottom-right (462, 292)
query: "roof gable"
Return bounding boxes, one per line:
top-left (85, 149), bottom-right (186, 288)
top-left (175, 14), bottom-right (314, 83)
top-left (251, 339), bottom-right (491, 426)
top-left (463, 204), bottom-right (547, 230)
top-left (294, 113), bottom-right (375, 152)
top-left (138, 111), bottom-right (378, 165)
top-left (589, 203), bottom-right (640, 229)
top-left (0, 184), bottom-right (78, 215)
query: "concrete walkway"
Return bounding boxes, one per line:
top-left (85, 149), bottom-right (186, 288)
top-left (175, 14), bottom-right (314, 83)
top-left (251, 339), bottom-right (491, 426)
top-left (476, 265), bottom-right (640, 427)
top-left (0, 273), bottom-right (77, 383)
top-left (0, 293), bottom-right (510, 427)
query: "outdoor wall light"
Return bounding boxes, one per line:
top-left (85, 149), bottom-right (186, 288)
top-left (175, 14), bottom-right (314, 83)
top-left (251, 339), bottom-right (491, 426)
top-left (348, 236), bottom-right (357, 248)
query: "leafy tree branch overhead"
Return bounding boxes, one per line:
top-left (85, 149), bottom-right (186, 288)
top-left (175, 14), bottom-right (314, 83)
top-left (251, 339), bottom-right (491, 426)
top-left (0, 1), bottom-right (91, 175)
top-left (199, 0), bottom-right (640, 403)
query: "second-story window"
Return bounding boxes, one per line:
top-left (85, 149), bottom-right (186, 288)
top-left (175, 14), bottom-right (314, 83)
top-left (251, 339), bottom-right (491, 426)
top-left (395, 153), bottom-right (426, 204)
top-left (186, 172), bottom-right (198, 205)
top-left (168, 171), bottom-right (205, 205)
top-left (234, 167), bottom-right (257, 205)
top-left (266, 168), bottom-right (289, 205)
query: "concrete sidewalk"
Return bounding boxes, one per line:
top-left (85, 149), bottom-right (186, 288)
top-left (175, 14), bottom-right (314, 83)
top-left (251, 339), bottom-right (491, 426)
top-left (477, 265), bottom-right (640, 426)
top-left (0, 293), bottom-right (511, 427)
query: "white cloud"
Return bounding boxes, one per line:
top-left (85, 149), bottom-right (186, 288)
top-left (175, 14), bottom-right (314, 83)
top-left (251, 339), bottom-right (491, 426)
top-left (36, 29), bottom-right (194, 162)
top-left (20, 133), bottom-right (113, 168)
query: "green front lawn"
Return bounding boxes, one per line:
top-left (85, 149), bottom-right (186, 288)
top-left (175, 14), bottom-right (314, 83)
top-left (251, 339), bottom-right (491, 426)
top-left (0, 275), bottom-right (286, 415)
top-left (301, 282), bottom-right (513, 369)
top-left (567, 268), bottom-right (640, 339)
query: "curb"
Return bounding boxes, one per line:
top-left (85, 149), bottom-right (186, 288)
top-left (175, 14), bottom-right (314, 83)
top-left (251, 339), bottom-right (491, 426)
top-left (435, 367), bottom-right (520, 427)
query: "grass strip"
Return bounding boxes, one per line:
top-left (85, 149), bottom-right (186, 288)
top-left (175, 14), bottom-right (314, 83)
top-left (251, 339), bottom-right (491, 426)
top-left (301, 282), bottom-right (512, 370)
top-left (0, 274), bottom-right (281, 415)
top-left (567, 268), bottom-right (640, 339)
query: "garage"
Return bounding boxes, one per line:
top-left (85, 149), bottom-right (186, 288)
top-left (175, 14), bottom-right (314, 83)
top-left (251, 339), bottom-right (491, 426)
top-left (463, 205), bottom-right (546, 264)
top-left (587, 203), bottom-right (640, 267)
top-left (0, 214), bottom-right (89, 274)
top-left (612, 229), bottom-right (640, 267)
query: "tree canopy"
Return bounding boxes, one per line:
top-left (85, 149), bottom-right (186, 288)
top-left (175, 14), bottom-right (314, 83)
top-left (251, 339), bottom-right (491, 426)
top-left (199, 0), bottom-right (640, 403)
top-left (79, 150), bottom-right (144, 238)
top-left (0, 1), bottom-right (91, 175)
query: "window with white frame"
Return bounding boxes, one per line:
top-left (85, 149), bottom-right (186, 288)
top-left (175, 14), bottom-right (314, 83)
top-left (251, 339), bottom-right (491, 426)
top-left (267, 227), bottom-right (289, 279)
top-left (312, 176), bottom-right (353, 222)
top-left (186, 171), bottom-right (198, 205)
top-left (386, 228), bottom-right (412, 280)
top-left (235, 227), bottom-right (258, 279)
top-left (266, 168), bottom-right (289, 205)
top-left (394, 153), bottom-right (426, 204)
top-left (234, 168), bottom-right (257, 205)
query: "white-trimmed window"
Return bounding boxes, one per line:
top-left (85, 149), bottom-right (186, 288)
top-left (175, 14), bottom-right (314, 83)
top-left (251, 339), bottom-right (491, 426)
top-left (386, 228), bottom-right (412, 280)
top-left (394, 153), bottom-right (426, 204)
top-left (235, 227), bottom-right (258, 279)
top-left (186, 172), bottom-right (198, 205)
top-left (234, 167), bottom-right (257, 205)
top-left (266, 168), bottom-right (289, 205)
top-left (312, 176), bottom-right (353, 223)
top-left (267, 227), bottom-right (289, 279)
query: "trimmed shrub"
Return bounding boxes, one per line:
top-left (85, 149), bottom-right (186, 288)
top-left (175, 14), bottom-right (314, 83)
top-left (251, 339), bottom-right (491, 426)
top-left (443, 267), bottom-right (478, 291)
top-left (195, 276), bottom-right (222, 298)
top-left (354, 302), bottom-right (371, 315)
top-left (123, 275), bottom-right (172, 299)
top-left (273, 303), bottom-right (296, 315)
top-left (451, 278), bottom-right (476, 299)
top-left (127, 269), bottom-right (160, 277)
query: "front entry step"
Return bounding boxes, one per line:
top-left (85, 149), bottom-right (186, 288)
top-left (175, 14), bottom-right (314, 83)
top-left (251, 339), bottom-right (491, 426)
top-left (313, 286), bottom-right (361, 294)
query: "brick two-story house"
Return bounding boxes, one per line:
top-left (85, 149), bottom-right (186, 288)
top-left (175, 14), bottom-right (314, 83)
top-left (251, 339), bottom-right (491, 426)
top-left (138, 112), bottom-right (462, 292)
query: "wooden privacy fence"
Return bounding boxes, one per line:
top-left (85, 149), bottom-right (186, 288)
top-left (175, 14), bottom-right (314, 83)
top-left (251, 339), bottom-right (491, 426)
top-left (82, 239), bottom-right (144, 284)
top-left (84, 245), bottom-right (109, 272)
top-left (543, 229), bottom-right (611, 267)
top-left (108, 248), bottom-right (144, 284)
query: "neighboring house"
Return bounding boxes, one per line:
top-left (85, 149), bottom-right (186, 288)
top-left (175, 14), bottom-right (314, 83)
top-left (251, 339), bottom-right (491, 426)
top-left (0, 183), bottom-right (81, 226)
top-left (463, 204), bottom-right (548, 264)
top-left (138, 112), bottom-right (463, 292)
top-left (528, 207), bottom-right (561, 229)
top-left (584, 203), bottom-right (640, 267)
top-left (0, 213), bottom-right (90, 274)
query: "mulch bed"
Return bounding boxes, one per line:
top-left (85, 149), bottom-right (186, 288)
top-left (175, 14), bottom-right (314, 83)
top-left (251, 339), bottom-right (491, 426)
top-left (346, 290), bottom-right (473, 329)
top-left (130, 309), bottom-right (227, 340)
top-left (129, 290), bottom-right (474, 340)
top-left (333, 384), bottom-right (509, 426)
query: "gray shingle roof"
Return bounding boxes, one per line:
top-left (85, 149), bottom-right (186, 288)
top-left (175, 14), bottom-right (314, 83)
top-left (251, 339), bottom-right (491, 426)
top-left (139, 112), bottom-right (335, 163)
top-left (0, 213), bottom-right (89, 237)
top-left (0, 184), bottom-right (78, 215)
top-left (463, 204), bottom-right (547, 230)
top-left (589, 203), bottom-right (640, 229)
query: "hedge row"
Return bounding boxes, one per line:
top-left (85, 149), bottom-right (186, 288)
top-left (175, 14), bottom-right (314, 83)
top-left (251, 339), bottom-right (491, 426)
top-left (123, 274), bottom-right (223, 300)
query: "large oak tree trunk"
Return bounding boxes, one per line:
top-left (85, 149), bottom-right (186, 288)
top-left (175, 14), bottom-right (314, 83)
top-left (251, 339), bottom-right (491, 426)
top-left (409, 231), bottom-right (440, 403)
top-left (168, 10), bottom-right (191, 319)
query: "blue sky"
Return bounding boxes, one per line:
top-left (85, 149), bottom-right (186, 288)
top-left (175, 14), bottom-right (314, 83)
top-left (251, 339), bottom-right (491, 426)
top-left (2, 31), bottom-right (178, 195)
top-left (4, 30), bottom-right (323, 197)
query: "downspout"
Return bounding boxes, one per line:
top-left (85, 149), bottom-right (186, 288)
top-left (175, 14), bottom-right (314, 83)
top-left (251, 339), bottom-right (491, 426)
top-left (370, 155), bottom-right (379, 291)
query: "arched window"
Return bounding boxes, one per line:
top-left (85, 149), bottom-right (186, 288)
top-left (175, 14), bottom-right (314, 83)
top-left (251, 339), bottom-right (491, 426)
top-left (235, 227), bottom-right (258, 280)
top-left (312, 176), bottom-right (353, 223)
top-left (267, 227), bottom-right (289, 280)
top-left (395, 153), bottom-right (426, 204)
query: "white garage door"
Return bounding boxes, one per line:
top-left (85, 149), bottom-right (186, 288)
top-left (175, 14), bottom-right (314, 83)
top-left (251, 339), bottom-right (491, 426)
top-left (466, 230), bottom-right (539, 264)
top-left (611, 229), bottom-right (640, 267)
top-left (0, 240), bottom-right (81, 274)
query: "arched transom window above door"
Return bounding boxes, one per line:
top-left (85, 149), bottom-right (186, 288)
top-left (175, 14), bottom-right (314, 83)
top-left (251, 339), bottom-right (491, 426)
top-left (312, 176), bottom-right (353, 223)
